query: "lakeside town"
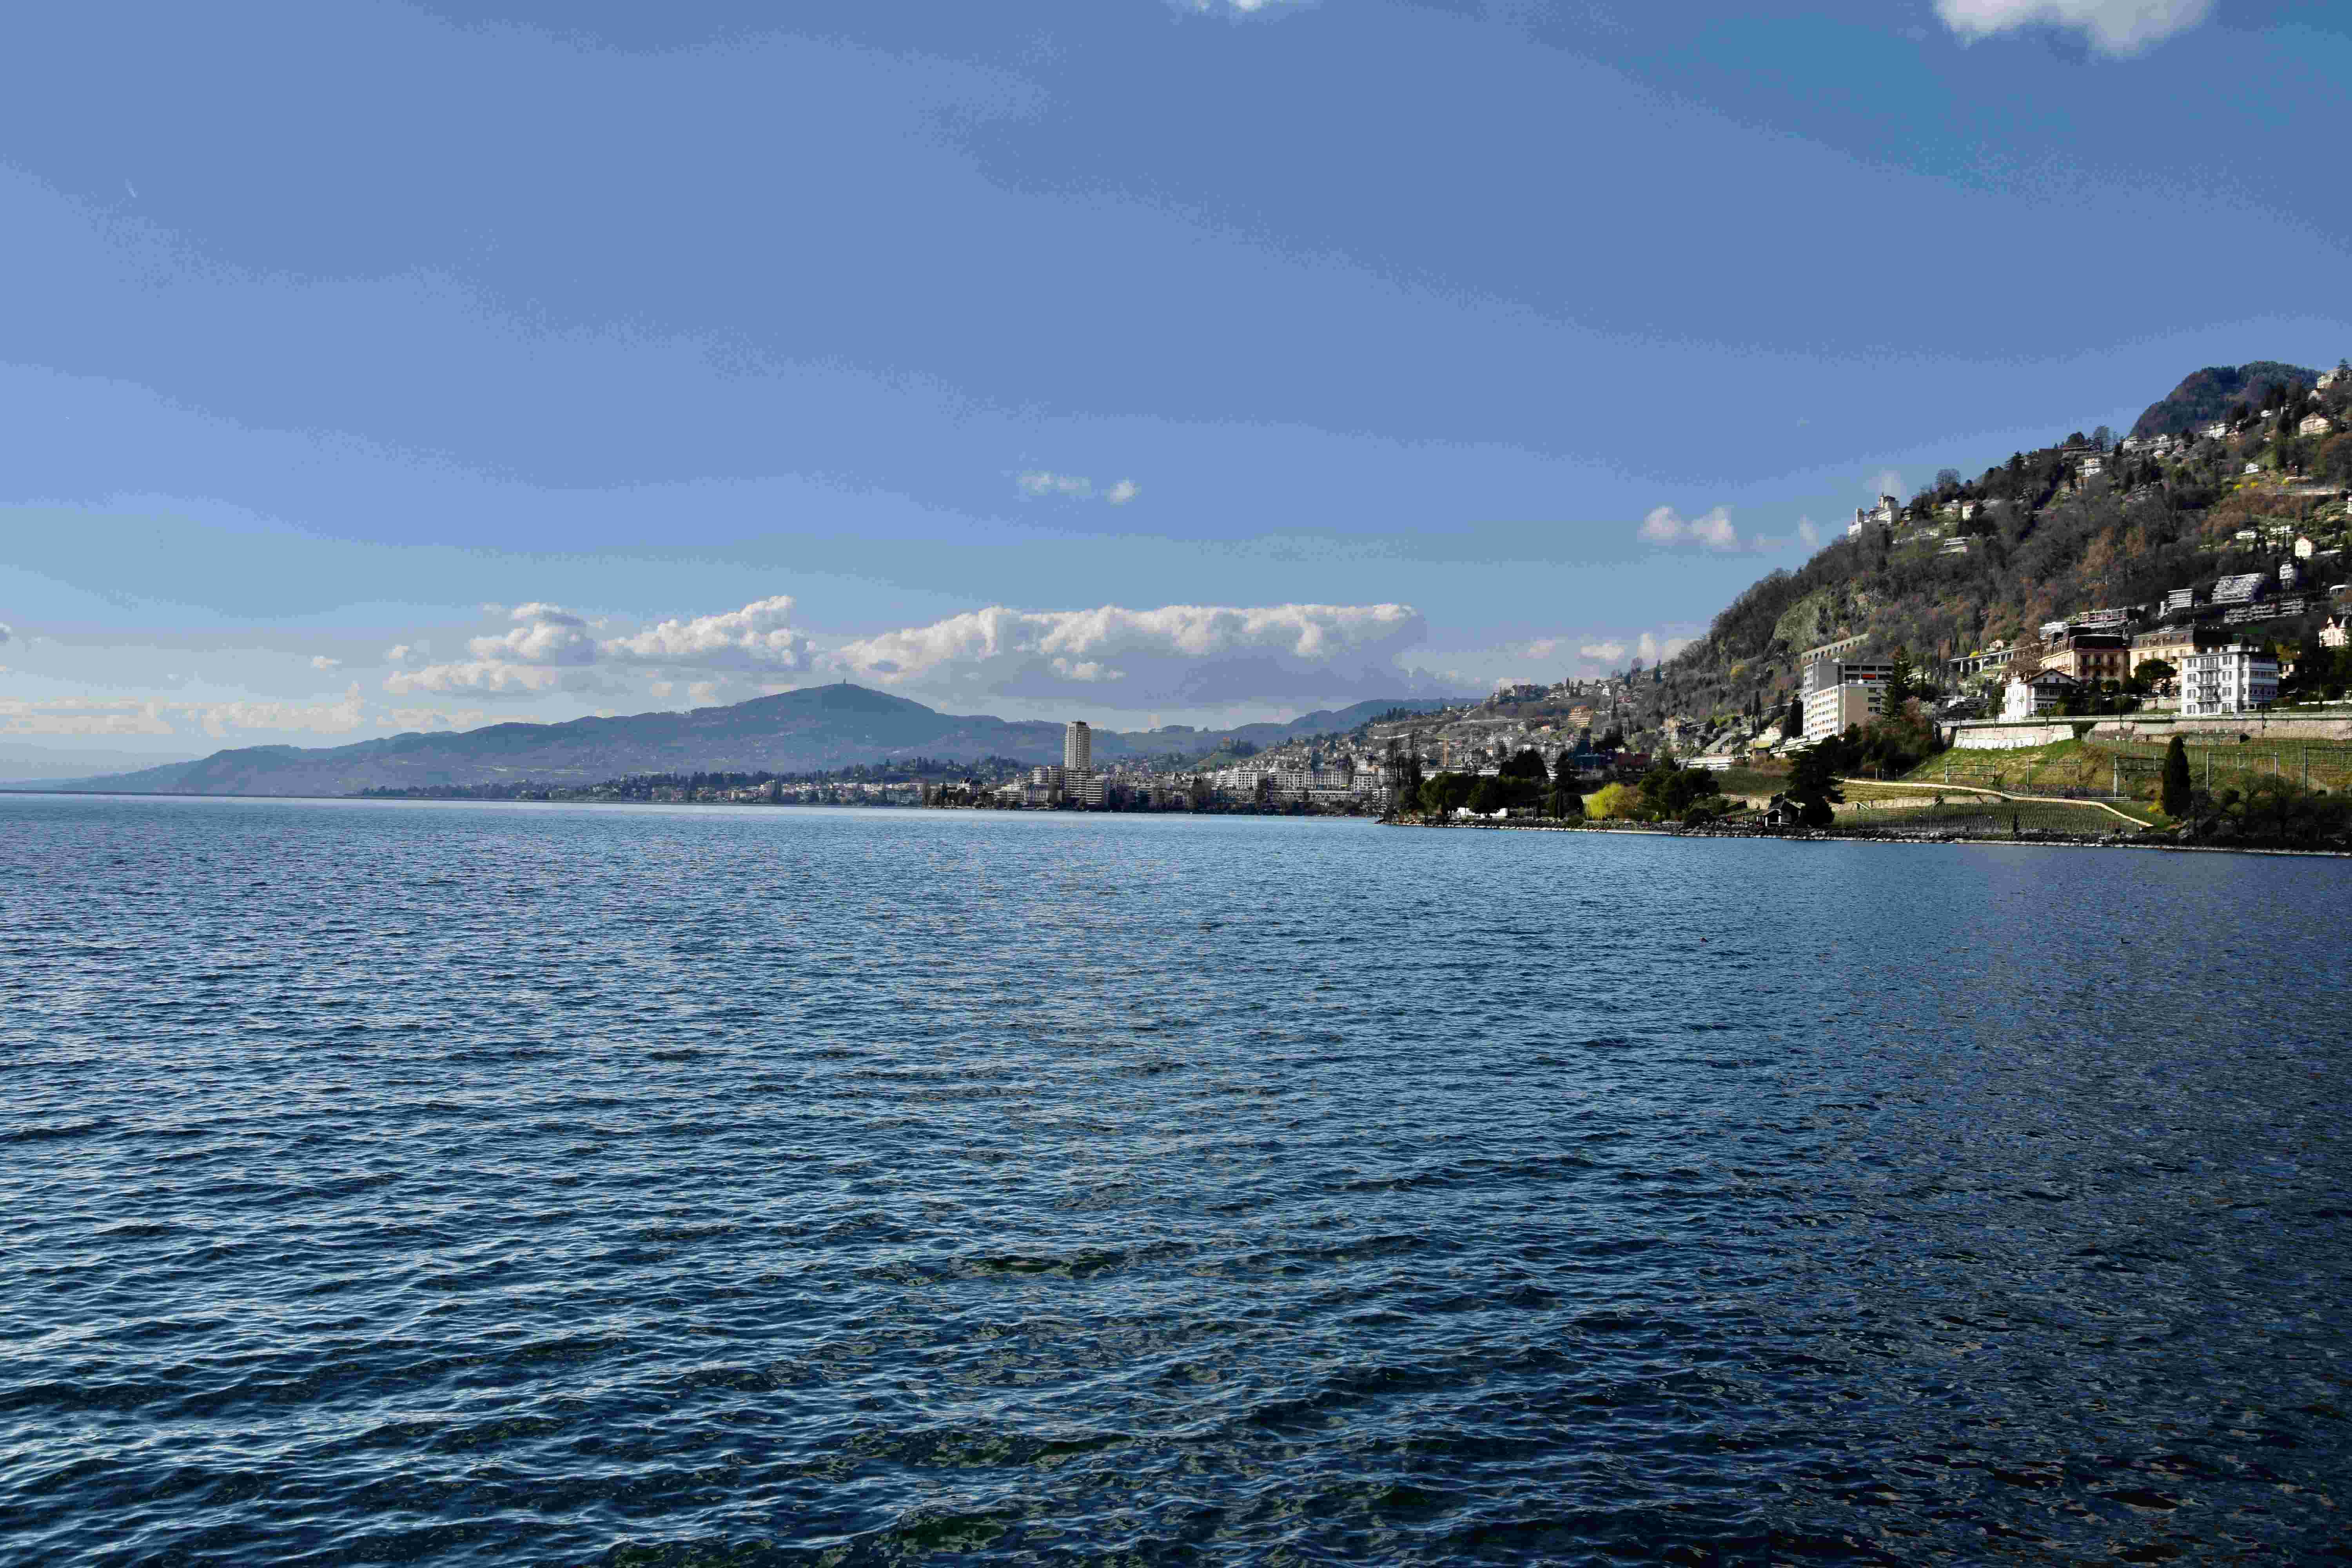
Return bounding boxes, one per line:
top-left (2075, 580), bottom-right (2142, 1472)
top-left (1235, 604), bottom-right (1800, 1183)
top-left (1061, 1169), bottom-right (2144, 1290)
top-left (355, 359), bottom-right (2352, 849)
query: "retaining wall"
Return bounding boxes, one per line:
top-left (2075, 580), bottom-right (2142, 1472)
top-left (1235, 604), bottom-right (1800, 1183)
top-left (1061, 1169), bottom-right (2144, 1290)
top-left (1948, 711), bottom-right (2352, 750)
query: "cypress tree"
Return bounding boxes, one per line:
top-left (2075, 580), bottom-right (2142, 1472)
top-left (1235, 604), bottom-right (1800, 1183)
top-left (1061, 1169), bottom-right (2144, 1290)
top-left (1884, 647), bottom-right (1915, 710)
top-left (2161, 736), bottom-right (2193, 818)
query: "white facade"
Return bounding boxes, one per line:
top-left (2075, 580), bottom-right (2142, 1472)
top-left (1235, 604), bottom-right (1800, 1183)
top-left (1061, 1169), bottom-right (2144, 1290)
top-left (1063, 720), bottom-right (1092, 776)
top-left (2000, 670), bottom-right (2076, 720)
top-left (2178, 645), bottom-right (2279, 717)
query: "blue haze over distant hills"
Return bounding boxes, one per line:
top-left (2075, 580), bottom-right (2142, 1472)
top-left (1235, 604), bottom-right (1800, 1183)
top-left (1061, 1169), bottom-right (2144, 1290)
top-left (27, 686), bottom-right (1464, 797)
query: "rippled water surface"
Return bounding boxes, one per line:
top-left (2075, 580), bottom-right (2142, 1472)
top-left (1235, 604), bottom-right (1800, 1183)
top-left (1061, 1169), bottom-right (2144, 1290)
top-left (5, 795), bottom-right (2349, 1564)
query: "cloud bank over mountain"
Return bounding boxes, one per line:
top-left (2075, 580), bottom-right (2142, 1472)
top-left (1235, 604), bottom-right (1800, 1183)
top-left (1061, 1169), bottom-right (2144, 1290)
top-left (376, 596), bottom-right (1445, 717)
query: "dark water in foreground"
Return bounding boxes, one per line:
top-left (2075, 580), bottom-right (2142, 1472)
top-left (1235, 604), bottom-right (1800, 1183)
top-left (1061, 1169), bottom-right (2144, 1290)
top-left (4, 796), bottom-right (2348, 1564)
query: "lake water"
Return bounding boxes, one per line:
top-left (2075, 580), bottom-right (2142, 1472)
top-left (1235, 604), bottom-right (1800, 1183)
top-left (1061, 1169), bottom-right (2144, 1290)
top-left (4, 795), bottom-right (2348, 1563)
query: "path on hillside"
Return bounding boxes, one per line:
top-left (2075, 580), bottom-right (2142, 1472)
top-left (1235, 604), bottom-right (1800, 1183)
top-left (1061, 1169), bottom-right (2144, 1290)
top-left (1849, 776), bottom-right (2149, 828)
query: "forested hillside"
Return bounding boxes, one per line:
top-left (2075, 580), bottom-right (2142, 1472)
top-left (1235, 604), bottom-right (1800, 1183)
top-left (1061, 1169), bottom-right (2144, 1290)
top-left (1632, 358), bottom-right (2352, 745)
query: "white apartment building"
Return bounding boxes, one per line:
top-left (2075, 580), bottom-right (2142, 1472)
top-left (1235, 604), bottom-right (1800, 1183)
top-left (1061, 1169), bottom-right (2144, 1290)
top-left (1801, 659), bottom-right (1893, 742)
top-left (1063, 720), bottom-right (1092, 776)
top-left (2178, 645), bottom-right (2279, 717)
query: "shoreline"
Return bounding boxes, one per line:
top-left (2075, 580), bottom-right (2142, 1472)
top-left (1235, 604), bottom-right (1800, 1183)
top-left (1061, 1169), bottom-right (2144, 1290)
top-left (1386, 817), bottom-right (2352, 859)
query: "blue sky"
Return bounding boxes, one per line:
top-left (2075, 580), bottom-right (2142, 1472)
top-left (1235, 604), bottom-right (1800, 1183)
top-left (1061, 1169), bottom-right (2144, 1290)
top-left (3, 0), bottom-right (2347, 767)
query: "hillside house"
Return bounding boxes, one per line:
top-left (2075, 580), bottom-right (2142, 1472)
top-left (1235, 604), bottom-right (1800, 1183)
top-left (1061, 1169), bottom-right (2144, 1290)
top-left (2001, 669), bottom-right (2077, 720)
top-left (2041, 632), bottom-right (2131, 686)
top-left (2203, 421), bottom-right (2231, 439)
top-left (2132, 625), bottom-right (2213, 681)
top-left (2321, 616), bottom-right (2348, 650)
top-left (2299, 412), bottom-right (2336, 437)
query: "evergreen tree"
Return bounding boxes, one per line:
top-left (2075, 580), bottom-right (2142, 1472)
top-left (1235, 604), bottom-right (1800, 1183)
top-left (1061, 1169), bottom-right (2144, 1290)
top-left (2160, 735), bottom-right (2193, 818)
top-left (1780, 697), bottom-right (1803, 740)
top-left (1786, 744), bottom-right (1845, 828)
top-left (1884, 646), bottom-right (1915, 710)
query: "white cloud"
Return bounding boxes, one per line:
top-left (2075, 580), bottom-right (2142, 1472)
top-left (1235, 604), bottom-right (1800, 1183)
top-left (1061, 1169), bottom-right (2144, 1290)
top-left (601, 595), bottom-right (814, 672)
top-left (1635, 632), bottom-right (1695, 662)
top-left (310, 655), bottom-right (341, 671)
top-left (1572, 630), bottom-right (1694, 671)
top-left (391, 598), bottom-right (809, 699)
top-left (0, 622), bottom-right (11, 647)
top-left (384, 659), bottom-right (588, 699)
top-left (1016, 471), bottom-right (1141, 506)
top-left (466, 602), bottom-right (597, 666)
top-left (380, 595), bottom-right (1441, 713)
top-left (1933, 0), bottom-right (2211, 55)
top-left (1018, 470), bottom-right (1094, 500)
top-left (177, 684), bottom-right (366, 739)
top-left (831, 601), bottom-right (1433, 707)
top-left (385, 642), bottom-right (427, 666)
top-left (1637, 505), bottom-right (1740, 550)
top-left (1751, 515), bottom-right (1827, 552)
top-left (7, 686), bottom-right (372, 740)
top-left (0, 696), bottom-right (175, 737)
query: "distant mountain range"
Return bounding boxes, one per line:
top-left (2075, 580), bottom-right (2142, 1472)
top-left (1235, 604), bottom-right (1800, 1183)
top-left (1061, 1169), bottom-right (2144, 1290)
top-left (33, 684), bottom-right (1465, 797)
